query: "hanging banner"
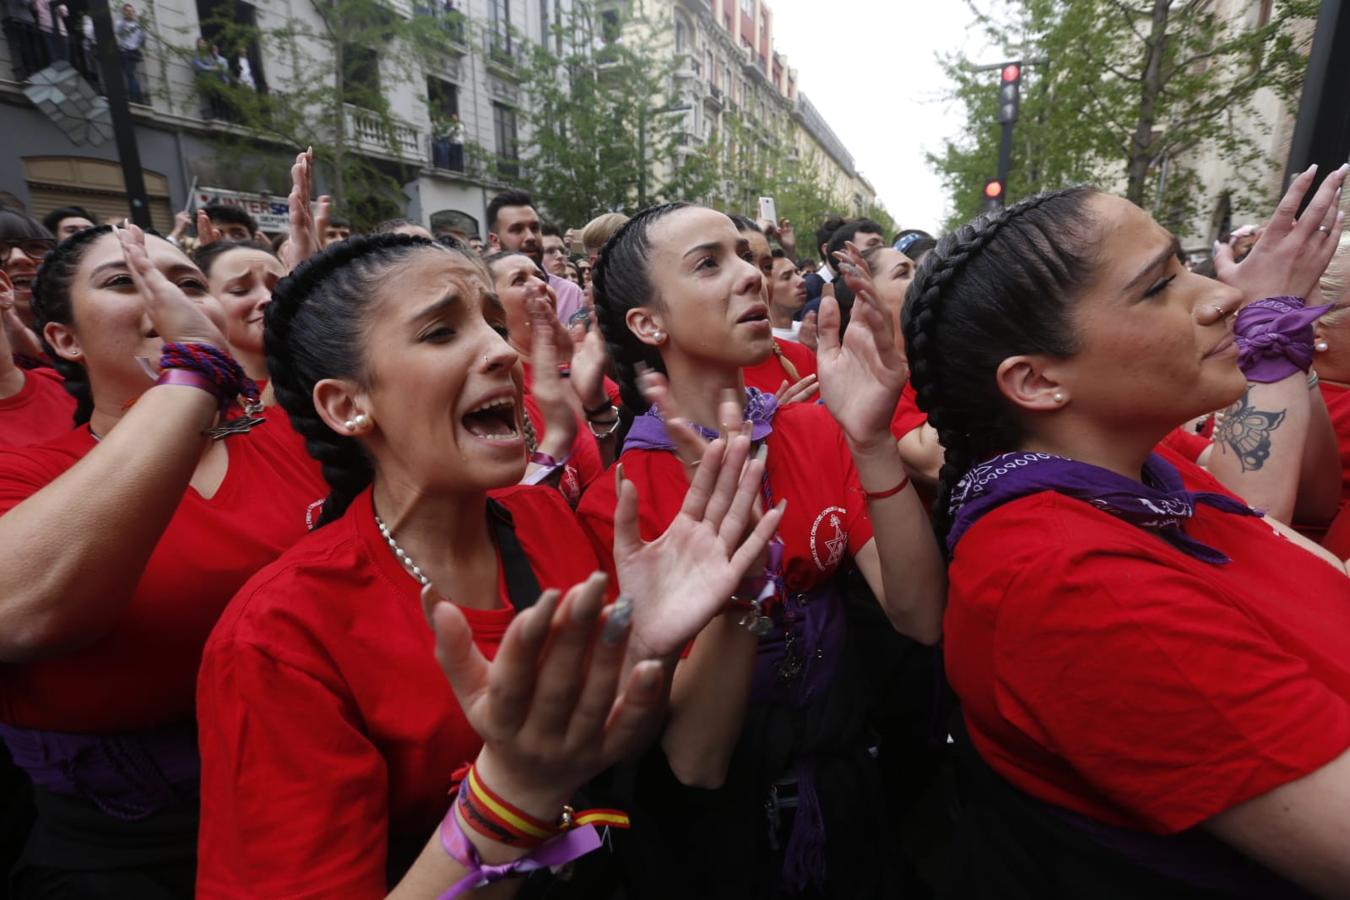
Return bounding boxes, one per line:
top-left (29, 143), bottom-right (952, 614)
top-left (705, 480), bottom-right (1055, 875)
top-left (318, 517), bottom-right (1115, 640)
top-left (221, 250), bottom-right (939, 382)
top-left (193, 186), bottom-right (290, 233)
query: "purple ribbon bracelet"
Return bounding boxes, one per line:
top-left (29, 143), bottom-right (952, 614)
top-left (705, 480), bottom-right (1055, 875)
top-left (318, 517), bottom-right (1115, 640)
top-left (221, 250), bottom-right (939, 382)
top-left (437, 803), bottom-right (603, 898)
top-left (1234, 296), bottom-right (1331, 383)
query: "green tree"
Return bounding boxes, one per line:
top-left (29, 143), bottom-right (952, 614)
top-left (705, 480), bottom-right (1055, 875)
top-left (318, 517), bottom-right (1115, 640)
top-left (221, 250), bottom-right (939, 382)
top-left (506, 0), bottom-right (717, 225)
top-left (180, 0), bottom-right (468, 227)
top-left (929, 0), bottom-right (1316, 234)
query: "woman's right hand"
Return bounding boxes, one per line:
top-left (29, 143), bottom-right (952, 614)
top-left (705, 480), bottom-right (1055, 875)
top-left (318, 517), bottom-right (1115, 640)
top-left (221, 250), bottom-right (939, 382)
top-left (116, 224), bottom-right (228, 349)
top-left (1214, 163), bottom-right (1347, 306)
top-left (432, 574), bottom-right (666, 825)
top-left (527, 293), bottom-right (578, 456)
top-left (281, 148), bottom-right (328, 270)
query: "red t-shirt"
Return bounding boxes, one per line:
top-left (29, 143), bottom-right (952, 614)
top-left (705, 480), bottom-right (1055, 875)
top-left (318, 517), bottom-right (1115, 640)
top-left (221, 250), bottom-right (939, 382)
top-left (0, 420), bottom-right (329, 732)
top-left (520, 361), bottom-right (603, 505)
top-left (196, 485), bottom-right (602, 898)
top-left (890, 383), bottom-right (927, 441)
top-left (1319, 380), bottom-right (1350, 518)
top-left (945, 446), bottom-right (1350, 835)
top-left (742, 339), bottom-right (818, 397)
top-left (0, 367), bottom-right (76, 450)
top-left (578, 403), bottom-right (874, 592)
top-left (1159, 425), bottom-right (1210, 463)
top-left (1323, 502), bottom-right (1350, 559)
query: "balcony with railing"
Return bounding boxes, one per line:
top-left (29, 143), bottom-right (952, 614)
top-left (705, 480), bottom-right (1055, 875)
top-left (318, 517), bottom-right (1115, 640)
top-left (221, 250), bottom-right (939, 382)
top-left (344, 103), bottom-right (422, 161)
top-left (412, 4), bottom-right (468, 49)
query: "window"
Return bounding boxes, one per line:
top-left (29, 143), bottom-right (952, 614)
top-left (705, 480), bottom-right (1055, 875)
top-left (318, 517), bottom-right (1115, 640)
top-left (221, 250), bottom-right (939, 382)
top-left (490, 0), bottom-right (512, 58)
top-left (675, 20), bottom-right (687, 54)
top-left (195, 0), bottom-right (266, 92)
top-left (342, 44), bottom-right (380, 110)
top-left (427, 76), bottom-right (458, 121)
top-left (600, 9), bottom-right (621, 43)
top-left (493, 102), bottom-right (519, 177)
top-left (740, 0), bottom-right (753, 14)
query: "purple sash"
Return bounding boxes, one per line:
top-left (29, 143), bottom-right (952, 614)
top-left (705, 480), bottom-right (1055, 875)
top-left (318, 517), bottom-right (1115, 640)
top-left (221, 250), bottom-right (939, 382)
top-left (947, 451), bottom-right (1259, 565)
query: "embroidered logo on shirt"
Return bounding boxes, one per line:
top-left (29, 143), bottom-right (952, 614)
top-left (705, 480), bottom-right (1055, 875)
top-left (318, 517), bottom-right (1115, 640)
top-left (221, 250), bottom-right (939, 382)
top-left (304, 498), bottom-right (326, 531)
top-left (809, 506), bottom-right (848, 571)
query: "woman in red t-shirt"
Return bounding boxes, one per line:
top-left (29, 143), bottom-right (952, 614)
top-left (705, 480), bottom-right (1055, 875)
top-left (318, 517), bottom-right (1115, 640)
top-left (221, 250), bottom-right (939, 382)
top-left (193, 239), bottom-right (287, 386)
top-left (482, 251), bottom-right (615, 505)
top-left (1, 270), bottom-right (76, 448)
top-left (1309, 238), bottom-right (1350, 538)
top-left (0, 223), bottom-right (329, 895)
top-left (580, 204), bottom-right (946, 897)
top-left (196, 232), bottom-right (783, 898)
top-left (900, 170), bottom-right (1350, 896)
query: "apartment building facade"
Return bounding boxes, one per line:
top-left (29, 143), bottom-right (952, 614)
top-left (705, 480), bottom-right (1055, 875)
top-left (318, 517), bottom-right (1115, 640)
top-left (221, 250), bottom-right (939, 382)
top-left (0, 0), bottom-right (554, 235)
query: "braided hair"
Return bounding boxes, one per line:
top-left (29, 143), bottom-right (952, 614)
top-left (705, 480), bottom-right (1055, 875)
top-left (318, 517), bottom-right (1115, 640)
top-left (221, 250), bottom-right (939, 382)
top-left (900, 187), bottom-right (1100, 544)
top-left (30, 224), bottom-right (117, 426)
top-left (591, 202), bottom-right (690, 441)
top-left (264, 232), bottom-right (476, 527)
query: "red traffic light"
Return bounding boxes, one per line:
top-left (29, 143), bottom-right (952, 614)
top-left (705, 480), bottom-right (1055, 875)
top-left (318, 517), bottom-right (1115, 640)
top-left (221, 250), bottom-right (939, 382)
top-left (983, 179), bottom-right (1004, 199)
top-left (1001, 63), bottom-right (1021, 83)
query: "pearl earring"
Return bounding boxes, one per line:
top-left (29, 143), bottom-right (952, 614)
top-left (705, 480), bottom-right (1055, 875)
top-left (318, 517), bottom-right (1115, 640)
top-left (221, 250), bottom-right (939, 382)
top-left (344, 413), bottom-right (370, 432)
top-left (1315, 340), bottom-right (1329, 352)
top-left (653, 331), bottom-right (666, 344)
top-left (1052, 392), bottom-right (1065, 403)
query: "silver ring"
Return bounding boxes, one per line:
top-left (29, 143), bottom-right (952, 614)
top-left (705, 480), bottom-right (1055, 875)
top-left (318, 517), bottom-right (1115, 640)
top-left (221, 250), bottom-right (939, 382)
top-left (1318, 225), bottom-right (1331, 234)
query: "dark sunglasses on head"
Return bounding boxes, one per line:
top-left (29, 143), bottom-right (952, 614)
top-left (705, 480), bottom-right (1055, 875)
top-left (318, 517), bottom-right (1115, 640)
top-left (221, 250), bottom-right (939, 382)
top-left (1, 239), bottom-right (56, 263)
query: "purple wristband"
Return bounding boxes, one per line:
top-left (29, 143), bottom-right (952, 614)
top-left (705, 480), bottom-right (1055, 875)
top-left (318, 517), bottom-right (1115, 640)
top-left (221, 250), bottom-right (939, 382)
top-left (155, 367), bottom-right (231, 403)
top-left (437, 802), bottom-right (602, 899)
top-left (1233, 296), bottom-right (1332, 383)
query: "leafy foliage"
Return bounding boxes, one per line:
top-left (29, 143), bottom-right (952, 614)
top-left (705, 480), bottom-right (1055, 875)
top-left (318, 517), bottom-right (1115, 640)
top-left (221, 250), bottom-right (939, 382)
top-left (929, 0), bottom-right (1317, 236)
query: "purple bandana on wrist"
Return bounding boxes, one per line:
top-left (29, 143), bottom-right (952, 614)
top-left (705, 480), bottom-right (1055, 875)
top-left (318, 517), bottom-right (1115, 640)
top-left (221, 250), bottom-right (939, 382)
top-left (1234, 296), bottom-right (1331, 383)
top-left (622, 387), bottom-right (779, 451)
top-left (947, 451), bottom-right (1259, 565)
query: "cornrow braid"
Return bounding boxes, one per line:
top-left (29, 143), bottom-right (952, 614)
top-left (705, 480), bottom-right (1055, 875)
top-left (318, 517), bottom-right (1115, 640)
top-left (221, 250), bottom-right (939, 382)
top-left (591, 202), bottom-right (689, 446)
top-left (31, 224), bottom-right (116, 426)
top-left (900, 187), bottom-right (1100, 546)
top-left (265, 232), bottom-right (464, 527)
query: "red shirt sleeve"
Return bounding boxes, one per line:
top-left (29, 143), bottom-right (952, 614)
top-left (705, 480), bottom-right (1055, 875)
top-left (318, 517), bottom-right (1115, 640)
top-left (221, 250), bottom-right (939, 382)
top-left (197, 635), bottom-right (391, 899)
top-left (0, 367), bottom-right (77, 450)
top-left (890, 383), bottom-right (927, 441)
top-left (1159, 425), bottom-right (1210, 463)
top-left (952, 500), bottom-right (1350, 834)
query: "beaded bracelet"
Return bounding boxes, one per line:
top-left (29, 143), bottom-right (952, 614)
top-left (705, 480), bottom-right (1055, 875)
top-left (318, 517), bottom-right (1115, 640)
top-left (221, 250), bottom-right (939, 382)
top-left (157, 342), bottom-right (259, 409)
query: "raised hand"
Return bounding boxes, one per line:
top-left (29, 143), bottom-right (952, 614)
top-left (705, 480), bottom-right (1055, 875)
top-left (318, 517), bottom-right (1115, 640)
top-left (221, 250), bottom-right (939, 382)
top-left (525, 292), bottom-right (577, 457)
top-left (195, 209), bottom-right (222, 247)
top-left (776, 217), bottom-right (796, 256)
top-left (1214, 163), bottom-right (1348, 306)
top-left (798, 310), bottom-right (818, 352)
top-left (818, 241), bottom-right (906, 447)
top-left (613, 435), bottom-right (784, 661)
top-left (432, 575), bottom-right (667, 820)
top-left (638, 368), bottom-right (744, 475)
top-left (281, 148), bottom-right (326, 270)
top-left (116, 223), bottom-right (228, 349)
top-left (0, 273), bottom-right (44, 360)
top-left (569, 318), bottom-right (610, 412)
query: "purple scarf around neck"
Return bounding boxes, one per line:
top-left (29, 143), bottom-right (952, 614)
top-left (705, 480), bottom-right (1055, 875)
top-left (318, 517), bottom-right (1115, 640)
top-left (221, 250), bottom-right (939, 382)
top-left (946, 451), bottom-right (1260, 565)
top-left (623, 386), bottom-right (779, 451)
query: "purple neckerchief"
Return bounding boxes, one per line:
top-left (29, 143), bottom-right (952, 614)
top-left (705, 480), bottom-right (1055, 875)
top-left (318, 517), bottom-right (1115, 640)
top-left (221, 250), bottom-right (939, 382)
top-left (1234, 296), bottom-right (1331, 383)
top-left (622, 387), bottom-right (778, 451)
top-left (0, 721), bottom-right (200, 821)
top-left (946, 452), bottom-right (1259, 565)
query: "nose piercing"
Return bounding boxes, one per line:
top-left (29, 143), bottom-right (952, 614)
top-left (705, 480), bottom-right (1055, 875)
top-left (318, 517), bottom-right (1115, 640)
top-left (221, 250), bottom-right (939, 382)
top-left (1209, 304), bottom-right (1230, 319)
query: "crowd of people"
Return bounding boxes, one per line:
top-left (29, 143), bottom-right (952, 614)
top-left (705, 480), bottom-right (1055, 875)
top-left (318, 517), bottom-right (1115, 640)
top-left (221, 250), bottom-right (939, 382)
top-left (0, 144), bottom-right (1349, 900)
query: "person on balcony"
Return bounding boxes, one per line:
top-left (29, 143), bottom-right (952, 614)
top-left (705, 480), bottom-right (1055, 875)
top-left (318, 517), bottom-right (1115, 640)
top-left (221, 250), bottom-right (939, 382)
top-left (113, 2), bottom-right (145, 104)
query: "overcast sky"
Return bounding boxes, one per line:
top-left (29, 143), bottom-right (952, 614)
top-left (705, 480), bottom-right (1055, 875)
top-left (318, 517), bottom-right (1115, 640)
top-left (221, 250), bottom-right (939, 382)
top-left (768, 0), bottom-right (996, 234)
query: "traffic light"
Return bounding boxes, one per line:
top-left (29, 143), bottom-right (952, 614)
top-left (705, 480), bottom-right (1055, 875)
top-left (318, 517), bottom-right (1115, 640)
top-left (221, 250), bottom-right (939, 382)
top-left (997, 61), bottom-right (1022, 124)
top-left (982, 178), bottom-right (1005, 211)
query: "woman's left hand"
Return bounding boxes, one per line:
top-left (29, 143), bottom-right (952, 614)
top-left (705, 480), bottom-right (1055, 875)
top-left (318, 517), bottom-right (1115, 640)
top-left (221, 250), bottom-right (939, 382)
top-left (569, 317), bottom-right (609, 411)
top-left (817, 241), bottom-right (906, 447)
top-left (613, 435), bottom-right (784, 661)
top-left (526, 292), bottom-right (577, 456)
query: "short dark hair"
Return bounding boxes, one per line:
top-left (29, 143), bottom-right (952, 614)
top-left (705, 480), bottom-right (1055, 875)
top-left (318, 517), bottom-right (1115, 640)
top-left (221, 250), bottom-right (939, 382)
top-left (540, 221), bottom-right (562, 239)
top-left (326, 215), bottom-right (351, 230)
top-left (815, 215), bottom-right (846, 262)
top-left (192, 238), bottom-right (277, 276)
top-left (771, 248), bottom-right (787, 259)
top-left (486, 189), bottom-right (535, 234)
top-left (203, 203), bottom-right (258, 234)
top-left (825, 219), bottom-right (883, 273)
top-left (372, 218), bottom-right (418, 234)
top-left (727, 214), bottom-right (760, 234)
top-left (0, 206), bottom-right (53, 243)
top-left (41, 206), bottom-right (95, 234)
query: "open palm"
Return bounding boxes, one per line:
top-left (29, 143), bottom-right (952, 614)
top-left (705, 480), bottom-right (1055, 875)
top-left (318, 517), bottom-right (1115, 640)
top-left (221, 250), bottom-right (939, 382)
top-left (613, 436), bottom-right (783, 661)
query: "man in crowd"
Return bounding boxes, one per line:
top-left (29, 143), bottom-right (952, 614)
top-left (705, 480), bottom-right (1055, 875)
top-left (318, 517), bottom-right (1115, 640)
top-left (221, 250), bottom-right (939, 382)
top-left (540, 222), bottom-right (569, 277)
top-left (41, 207), bottom-right (96, 241)
top-left (486, 189), bottom-right (583, 323)
top-left (114, 2), bottom-right (146, 104)
top-left (323, 215), bottom-right (352, 247)
top-left (202, 203), bottom-right (258, 243)
top-left (800, 217), bottom-right (886, 322)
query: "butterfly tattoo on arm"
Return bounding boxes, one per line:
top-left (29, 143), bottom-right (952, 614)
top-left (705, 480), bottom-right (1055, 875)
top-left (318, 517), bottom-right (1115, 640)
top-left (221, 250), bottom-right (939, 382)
top-left (1213, 388), bottom-right (1287, 472)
